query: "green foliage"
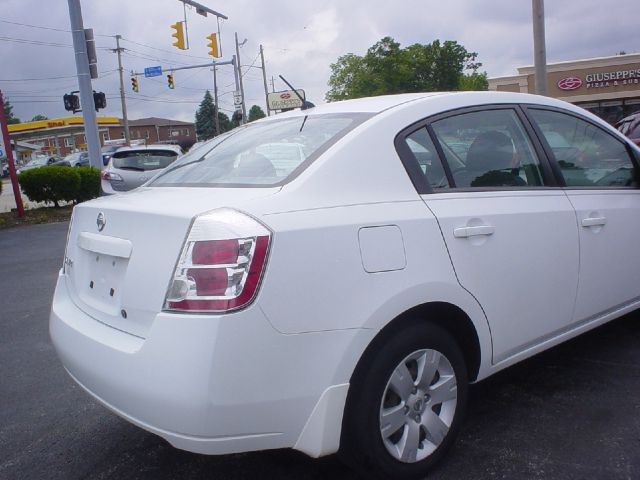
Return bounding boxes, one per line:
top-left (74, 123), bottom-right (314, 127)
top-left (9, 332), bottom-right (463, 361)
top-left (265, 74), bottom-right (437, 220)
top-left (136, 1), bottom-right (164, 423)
top-left (458, 72), bottom-right (489, 91)
top-left (217, 111), bottom-right (232, 133)
top-left (248, 105), bottom-right (266, 122)
top-left (326, 37), bottom-right (487, 101)
top-left (18, 166), bottom-right (80, 207)
top-left (3, 98), bottom-right (21, 124)
top-left (195, 91), bottom-right (232, 140)
top-left (195, 90), bottom-right (216, 140)
top-left (75, 166), bottom-right (101, 203)
top-left (31, 114), bottom-right (48, 121)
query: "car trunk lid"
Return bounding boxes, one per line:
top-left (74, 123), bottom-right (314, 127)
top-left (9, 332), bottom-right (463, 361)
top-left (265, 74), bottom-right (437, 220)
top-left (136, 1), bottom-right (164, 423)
top-left (63, 186), bottom-right (279, 337)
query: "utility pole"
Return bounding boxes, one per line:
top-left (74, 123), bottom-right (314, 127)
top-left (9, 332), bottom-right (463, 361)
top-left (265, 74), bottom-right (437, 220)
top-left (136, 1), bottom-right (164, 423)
top-left (0, 90), bottom-right (24, 217)
top-left (270, 76), bottom-right (276, 93)
top-left (259, 44), bottom-right (270, 116)
top-left (234, 32), bottom-right (247, 123)
top-left (212, 64), bottom-right (220, 135)
top-left (532, 0), bottom-right (548, 95)
top-left (232, 55), bottom-right (243, 123)
top-left (67, 0), bottom-right (102, 169)
top-left (114, 35), bottom-right (130, 143)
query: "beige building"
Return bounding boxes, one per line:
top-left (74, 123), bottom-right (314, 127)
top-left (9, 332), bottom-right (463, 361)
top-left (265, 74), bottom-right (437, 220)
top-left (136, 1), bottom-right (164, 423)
top-left (489, 53), bottom-right (640, 125)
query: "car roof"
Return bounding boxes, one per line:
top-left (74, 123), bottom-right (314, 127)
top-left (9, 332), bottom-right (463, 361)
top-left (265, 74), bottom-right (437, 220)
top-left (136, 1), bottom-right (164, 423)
top-left (255, 91), bottom-right (598, 120)
top-left (115, 144), bottom-right (182, 154)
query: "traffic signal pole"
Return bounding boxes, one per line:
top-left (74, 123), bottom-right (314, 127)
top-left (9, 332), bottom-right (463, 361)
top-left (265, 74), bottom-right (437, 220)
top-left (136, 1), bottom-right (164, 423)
top-left (0, 90), bottom-right (25, 217)
top-left (114, 35), bottom-right (131, 144)
top-left (67, 0), bottom-right (102, 169)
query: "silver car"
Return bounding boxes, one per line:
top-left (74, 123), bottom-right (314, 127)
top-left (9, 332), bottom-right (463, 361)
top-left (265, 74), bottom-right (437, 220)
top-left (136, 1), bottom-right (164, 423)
top-left (100, 145), bottom-right (182, 194)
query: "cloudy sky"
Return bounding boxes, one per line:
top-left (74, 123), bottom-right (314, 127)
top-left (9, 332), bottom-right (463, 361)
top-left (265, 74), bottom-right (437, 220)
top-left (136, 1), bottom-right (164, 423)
top-left (1, 0), bottom-right (638, 124)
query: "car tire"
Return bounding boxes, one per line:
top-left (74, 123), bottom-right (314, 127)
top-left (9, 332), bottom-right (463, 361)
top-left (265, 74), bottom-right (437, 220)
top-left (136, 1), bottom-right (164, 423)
top-left (340, 322), bottom-right (468, 480)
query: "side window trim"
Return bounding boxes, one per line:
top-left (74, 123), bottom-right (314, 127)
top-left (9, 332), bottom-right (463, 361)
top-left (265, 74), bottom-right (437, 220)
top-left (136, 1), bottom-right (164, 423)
top-left (394, 126), bottom-right (433, 194)
top-left (425, 124), bottom-right (456, 188)
top-left (522, 104), bottom-right (640, 189)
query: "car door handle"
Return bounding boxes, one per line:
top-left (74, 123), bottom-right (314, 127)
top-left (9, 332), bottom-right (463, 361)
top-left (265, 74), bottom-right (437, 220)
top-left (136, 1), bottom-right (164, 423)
top-left (453, 225), bottom-right (495, 238)
top-left (581, 217), bottom-right (607, 228)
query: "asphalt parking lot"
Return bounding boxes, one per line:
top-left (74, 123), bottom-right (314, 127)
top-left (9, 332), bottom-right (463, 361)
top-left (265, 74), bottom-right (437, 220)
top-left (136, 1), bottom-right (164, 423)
top-left (1, 221), bottom-right (639, 480)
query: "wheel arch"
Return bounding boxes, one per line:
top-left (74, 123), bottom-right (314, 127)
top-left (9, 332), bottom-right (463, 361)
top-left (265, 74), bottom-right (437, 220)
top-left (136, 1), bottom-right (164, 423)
top-left (350, 301), bottom-right (483, 388)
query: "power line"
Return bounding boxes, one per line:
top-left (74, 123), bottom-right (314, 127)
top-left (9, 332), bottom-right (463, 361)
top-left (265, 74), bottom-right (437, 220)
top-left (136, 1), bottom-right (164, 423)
top-left (119, 37), bottom-right (211, 61)
top-left (0, 18), bottom-right (113, 37)
top-left (0, 35), bottom-right (73, 48)
top-left (0, 69), bottom-right (118, 82)
top-left (0, 19), bottom-right (72, 34)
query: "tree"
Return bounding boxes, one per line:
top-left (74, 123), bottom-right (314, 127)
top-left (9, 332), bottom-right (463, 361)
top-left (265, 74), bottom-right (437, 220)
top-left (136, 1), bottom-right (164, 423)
top-left (326, 37), bottom-right (487, 101)
top-left (248, 105), bottom-right (266, 122)
top-left (195, 91), bottom-right (216, 140)
top-left (217, 111), bottom-right (232, 133)
top-left (195, 91), bottom-right (234, 140)
top-left (3, 98), bottom-right (21, 124)
top-left (31, 114), bottom-right (48, 121)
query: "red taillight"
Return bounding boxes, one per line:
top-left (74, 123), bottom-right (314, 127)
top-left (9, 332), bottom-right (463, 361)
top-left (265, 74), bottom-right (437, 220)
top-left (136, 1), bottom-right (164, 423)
top-left (192, 239), bottom-right (239, 265)
top-left (164, 209), bottom-right (271, 313)
top-left (187, 267), bottom-right (229, 296)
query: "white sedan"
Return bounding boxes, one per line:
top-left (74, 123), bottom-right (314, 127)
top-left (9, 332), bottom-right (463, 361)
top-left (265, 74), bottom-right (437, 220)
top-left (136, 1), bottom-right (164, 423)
top-left (50, 91), bottom-right (640, 479)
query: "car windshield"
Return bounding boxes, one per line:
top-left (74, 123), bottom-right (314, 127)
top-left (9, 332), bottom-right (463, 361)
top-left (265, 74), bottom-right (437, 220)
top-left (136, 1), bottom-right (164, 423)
top-left (112, 149), bottom-right (178, 171)
top-left (149, 113), bottom-right (368, 188)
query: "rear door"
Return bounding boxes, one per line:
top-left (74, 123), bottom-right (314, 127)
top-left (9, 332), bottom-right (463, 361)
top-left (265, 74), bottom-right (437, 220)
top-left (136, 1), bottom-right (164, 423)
top-left (526, 107), bottom-right (640, 323)
top-left (397, 106), bottom-right (580, 364)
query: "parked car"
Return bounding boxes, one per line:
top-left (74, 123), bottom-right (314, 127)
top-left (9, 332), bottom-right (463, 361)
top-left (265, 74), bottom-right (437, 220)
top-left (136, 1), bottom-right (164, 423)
top-left (101, 145), bottom-right (120, 166)
top-left (50, 92), bottom-right (640, 479)
top-left (616, 112), bottom-right (640, 146)
top-left (100, 144), bottom-right (182, 194)
top-left (62, 151), bottom-right (89, 167)
top-left (16, 155), bottom-right (63, 174)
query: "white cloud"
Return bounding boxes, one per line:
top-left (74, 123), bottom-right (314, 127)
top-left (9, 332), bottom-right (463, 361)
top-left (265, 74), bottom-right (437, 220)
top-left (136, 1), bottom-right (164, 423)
top-left (1, 0), bottom-right (638, 123)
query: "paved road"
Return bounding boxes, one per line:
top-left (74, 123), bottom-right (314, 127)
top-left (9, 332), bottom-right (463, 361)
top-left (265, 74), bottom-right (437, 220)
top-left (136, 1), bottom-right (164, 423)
top-left (1, 222), bottom-right (639, 479)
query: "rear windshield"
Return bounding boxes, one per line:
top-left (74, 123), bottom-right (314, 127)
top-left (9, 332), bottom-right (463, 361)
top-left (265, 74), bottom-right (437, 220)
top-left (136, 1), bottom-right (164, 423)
top-left (113, 150), bottom-right (178, 171)
top-left (149, 114), bottom-right (368, 187)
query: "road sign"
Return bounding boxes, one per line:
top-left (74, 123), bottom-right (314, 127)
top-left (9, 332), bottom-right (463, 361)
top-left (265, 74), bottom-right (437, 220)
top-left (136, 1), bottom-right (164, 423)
top-left (144, 66), bottom-right (163, 78)
top-left (267, 89), bottom-right (305, 110)
top-left (233, 90), bottom-right (243, 106)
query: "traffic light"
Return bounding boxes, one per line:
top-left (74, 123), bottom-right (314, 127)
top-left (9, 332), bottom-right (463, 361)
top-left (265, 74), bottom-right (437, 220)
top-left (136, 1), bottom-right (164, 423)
top-left (206, 33), bottom-right (219, 58)
top-left (93, 91), bottom-right (107, 111)
top-left (167, 74), bottom-right (175, 89)
top-left (63, 93), bottom-right (80, 112)
top-left (171, 22), bottom-right (186, 50)
top-left (131, 76), bottom-right (139, 92)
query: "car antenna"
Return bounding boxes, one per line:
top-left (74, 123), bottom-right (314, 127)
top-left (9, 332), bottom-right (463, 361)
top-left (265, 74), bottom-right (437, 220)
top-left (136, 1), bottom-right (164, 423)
top-left (278, 75), bottom-right (315, 110)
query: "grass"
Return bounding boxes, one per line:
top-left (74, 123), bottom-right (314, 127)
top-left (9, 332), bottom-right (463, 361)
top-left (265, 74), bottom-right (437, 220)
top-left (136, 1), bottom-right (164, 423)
top-left (0, 205), bottom-right (73, 230)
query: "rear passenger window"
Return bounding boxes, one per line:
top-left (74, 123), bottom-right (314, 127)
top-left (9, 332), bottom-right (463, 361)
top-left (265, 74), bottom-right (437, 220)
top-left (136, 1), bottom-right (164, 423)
top-left (430, 109), bottom-right (545, 188)
top-left (529, 109), bottom-right (636, 188)
top-left (404, 128), bottom-right (450, 190)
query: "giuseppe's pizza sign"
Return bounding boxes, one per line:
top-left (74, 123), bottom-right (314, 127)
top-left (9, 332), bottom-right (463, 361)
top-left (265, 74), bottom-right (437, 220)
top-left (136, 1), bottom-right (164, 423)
top-left (557, 67), bottom-right (640, 91)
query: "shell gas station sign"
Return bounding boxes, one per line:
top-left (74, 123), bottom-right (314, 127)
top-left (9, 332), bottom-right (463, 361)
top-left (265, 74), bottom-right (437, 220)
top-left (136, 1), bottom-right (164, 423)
top-left (7, 116), bottom-right (120, 134)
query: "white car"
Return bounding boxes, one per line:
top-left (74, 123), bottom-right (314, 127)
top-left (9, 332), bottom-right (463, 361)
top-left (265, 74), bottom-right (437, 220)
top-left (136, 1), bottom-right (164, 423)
top-left (100, 144), bottom-right (182, 194)
top-left (50, 91), bottom-right (640, 479)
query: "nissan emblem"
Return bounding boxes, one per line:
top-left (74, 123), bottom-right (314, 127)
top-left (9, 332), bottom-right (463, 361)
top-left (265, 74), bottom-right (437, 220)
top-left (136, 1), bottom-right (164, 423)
top-left (97, 212), bottom-right (106, 232)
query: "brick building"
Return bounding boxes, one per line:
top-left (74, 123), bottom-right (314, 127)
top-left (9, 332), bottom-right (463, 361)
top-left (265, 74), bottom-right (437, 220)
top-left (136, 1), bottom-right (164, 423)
top-left (7, 116), bottom-right (196, 159)
top-left (106, 117), bottom-right (196, 150)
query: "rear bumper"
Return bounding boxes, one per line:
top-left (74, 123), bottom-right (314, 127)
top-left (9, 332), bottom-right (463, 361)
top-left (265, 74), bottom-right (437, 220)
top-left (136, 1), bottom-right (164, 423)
top-left (49, 272), bottom-right (372, 455)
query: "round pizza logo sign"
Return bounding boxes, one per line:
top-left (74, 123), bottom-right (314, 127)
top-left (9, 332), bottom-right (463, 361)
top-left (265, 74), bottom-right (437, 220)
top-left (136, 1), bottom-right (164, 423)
top-left (280, 93), bottom-right (291, 99)
top-left (557, 76), bottom-right (583, 91)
